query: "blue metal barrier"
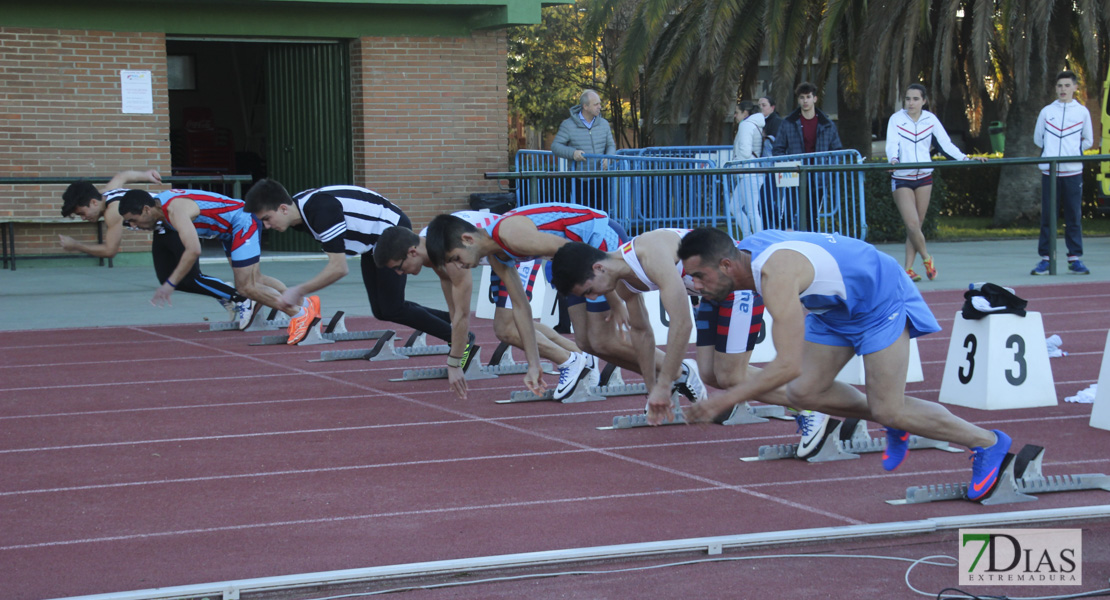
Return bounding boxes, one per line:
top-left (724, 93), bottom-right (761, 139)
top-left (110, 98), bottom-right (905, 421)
top-left (512, 150), bottom-right (727, 233)
top-left (724, 149), bottom-right (867, 239)
top-left (624, 146), bottom-right (734, 169)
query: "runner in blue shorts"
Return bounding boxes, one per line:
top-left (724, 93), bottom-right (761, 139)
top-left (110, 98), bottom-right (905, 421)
top-left (676, 228), bottom-right (1013, 502)
top-left (116, 188), bottom-right (296, 325)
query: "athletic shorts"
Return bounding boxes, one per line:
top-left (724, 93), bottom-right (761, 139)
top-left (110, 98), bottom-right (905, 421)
top-left (696, 291), bottom-right (764, 353)
top-left (803, 263), bottom-right (941, 355)
top-left (891, 176), bottom-right (933, 192)
top-left (488, 259), bottom-right (542, 309)
top-left (222, 214), bottom-right (262, 268)
top-left (563, 218), bottom-right (631, 313)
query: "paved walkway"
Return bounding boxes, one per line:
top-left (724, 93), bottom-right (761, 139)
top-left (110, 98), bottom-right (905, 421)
top-left (1, 237), bottom-right (1108, 331)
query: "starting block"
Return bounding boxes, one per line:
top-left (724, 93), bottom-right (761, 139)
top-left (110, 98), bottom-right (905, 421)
top-left (310, 330), bottom-right (450, 362)
top-left (502, 361), bottom-right (630, 405)
top-left (1091, 330), bottom-right (1110, 431)
top-left (939, 311), bottom-right (1057, 410)
top-left (740, 418), bottom-right (963, 462)
top-left (388, 341), bottom-right (554, 382)
top-left (887, 444), bottom-right (1110, 505)
top-left (720, 402), bottom-right (793, 425)
top-left (250, 311), bottom-right (391, 347)
top-left (202, 307), bottom-right (288, 333)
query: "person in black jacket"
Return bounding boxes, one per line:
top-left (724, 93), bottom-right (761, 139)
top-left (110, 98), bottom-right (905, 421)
top-left (772, 82), bottom-right (843, 232)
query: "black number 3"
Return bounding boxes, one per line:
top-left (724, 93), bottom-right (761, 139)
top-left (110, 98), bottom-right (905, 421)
top-left (958, 333), bottom-right (977, 384)
top-left (1005, 334), bottom-right (1027, 385)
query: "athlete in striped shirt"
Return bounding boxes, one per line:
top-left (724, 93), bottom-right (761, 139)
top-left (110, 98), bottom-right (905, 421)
top-left (425, 202), bottom-right (651, 396)
top-left (59, 170), bottom-right (255, 327)
top-left (244, 178), bottom-right (458, 350)
top-left (116, 186), bottom-right (305, 339)
top-left (374, 214), bottom-right (595, 400)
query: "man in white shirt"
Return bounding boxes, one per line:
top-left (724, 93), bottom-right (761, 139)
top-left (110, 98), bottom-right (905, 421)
top-left (1031, 70), bottom-right (1094, 275)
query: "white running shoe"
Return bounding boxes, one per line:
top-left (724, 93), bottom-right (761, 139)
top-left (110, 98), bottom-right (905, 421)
top-left (236, 298), bottom-right (260, 331)
top-left (554, 352), bottom-right (590, 400)
top-left (794, 410), bottom-right (830, 458)
top-left (672, 359), bottom-right (708, 403)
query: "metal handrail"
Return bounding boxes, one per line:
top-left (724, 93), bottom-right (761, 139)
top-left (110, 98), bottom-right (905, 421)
top-left (0, 175), bottom-right (253, 200)
top-left (488, 154), bottom-right (1110, 275)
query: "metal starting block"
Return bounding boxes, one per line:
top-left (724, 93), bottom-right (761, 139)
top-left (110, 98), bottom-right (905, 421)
top-left (739, 418), bottom-right (963, 462)
top-left (311, 330), bottom-right (450, 362)
top-left (388, 342), bottom-right (553, 382)
top-left (498, 358), bottom-right (607, 404)
top-left (719, 402), bottom-right (793, 425)
top-left (202, 307), bottom-right (288, 332)
top-left (887, 444), bottom-right (1110, 506)
top-left (251, 311), bottom-right (390, 346)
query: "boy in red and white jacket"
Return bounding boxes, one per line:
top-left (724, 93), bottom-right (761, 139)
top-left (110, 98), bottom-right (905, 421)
top-left (1032, 70), bottom-right (1094, 275)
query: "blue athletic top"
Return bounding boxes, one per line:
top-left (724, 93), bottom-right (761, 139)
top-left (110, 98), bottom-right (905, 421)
top-left (156, 189), bottom-right (254, 242)
top-left (489, 202), bottom-right (619, 262)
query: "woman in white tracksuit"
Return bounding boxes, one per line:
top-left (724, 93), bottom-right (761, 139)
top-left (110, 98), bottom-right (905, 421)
top-left (885, 84), bottom-right (985, 282)
top-left (731, 100), bottom-right (765, 237)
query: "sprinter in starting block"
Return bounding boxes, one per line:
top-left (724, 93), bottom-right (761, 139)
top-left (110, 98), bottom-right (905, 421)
top-left (677, 229), bottom-right (1012, 501)
top-left (550, 231), bottom-right (830, 455)
top-left (425, 203), bottom-right (699, 399)
top-left (244, 179), bottom-right (466, 350)
top-left (373, 215), bottom-right (596, 400)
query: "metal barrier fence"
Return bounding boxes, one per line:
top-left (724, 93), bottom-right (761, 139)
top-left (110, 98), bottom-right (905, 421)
top-left (494, 153), bottom-right (1110, 275)
top-left (512, 150), bottom-right (725, 233)
top-left (723, 149), bottom-right (867, 240)
top-left (618, 145), bottom-right (734, 168)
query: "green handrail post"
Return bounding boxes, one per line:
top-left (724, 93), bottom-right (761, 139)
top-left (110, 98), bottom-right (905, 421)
top-left (1048, 162), bottom-right (1058, 275)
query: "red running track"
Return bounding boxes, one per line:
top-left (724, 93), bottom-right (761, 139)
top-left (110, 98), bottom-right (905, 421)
top-left (1, 283), bottom-right (1109, 599)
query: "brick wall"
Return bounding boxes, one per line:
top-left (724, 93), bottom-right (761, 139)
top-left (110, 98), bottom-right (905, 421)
top-left (351, 31), bottom-right (509, 230)
top-left (0, 28), bottom-right (169, 255)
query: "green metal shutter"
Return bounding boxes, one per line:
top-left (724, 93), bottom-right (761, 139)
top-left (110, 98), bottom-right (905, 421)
top-left (265, 42), bottom-right (353, 251)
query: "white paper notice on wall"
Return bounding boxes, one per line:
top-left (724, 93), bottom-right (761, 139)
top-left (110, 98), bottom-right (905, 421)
top-left (120, 70), bottom-right (154, 114)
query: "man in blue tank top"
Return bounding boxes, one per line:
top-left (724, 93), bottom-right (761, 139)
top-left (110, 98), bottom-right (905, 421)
top-left (676, 228), bottom-right (1012, 502)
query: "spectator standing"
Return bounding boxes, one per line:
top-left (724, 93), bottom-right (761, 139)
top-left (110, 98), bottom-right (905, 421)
top-left (551, 89), bottom-right (617, 212)
top-left (759, 96), bottom-right (782, 159)
top-left (1031, 70), bottom-right (1094, 275)
top-left (731, 100), bottom-right (765, 237)
top-left (886, 83), bottom-right (984, 282)
top-left (758, 96), bottom-right (782, 228)
top-left (772, 82), bottom-right (843, 231)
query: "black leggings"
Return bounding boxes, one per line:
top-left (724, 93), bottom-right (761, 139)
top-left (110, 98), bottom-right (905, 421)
top-left (361, 216), bottom-right (451, 342)
top-left (151, 230), bottom-right (242, 302)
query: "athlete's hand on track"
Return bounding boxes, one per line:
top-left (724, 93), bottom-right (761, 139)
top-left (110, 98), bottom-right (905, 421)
top-left (448, 366), bottom-right (468, 400)
top-left (523, 365), bottom-right (546, 396)
top-left (644, 387), bottom-right (675, 425)
top-left (151, 283), bottom-right (174, 307)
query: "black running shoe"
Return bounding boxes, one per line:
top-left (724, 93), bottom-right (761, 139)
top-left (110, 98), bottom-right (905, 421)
top-left (458, 332), bottom-right (477, 371)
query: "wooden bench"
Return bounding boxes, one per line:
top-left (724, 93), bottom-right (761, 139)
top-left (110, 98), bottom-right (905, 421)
top-left (1, 217), bottom-right (111, 271)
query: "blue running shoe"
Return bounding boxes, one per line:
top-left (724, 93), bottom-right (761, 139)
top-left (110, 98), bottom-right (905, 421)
top-left (1068, 259), bottom-right (1090, 275)
top-left (1030, 259), bottom-right (1050, 275)
top-left (881, 428), bottom-right (910, 471)
top-left (967, 429), bottom-right (1012, 501)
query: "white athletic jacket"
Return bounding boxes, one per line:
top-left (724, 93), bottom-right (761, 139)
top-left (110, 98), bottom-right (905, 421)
top-left (885, 109), bottom-right (967, 180)
top-left (1033, 100), bottom-right (1093, 176)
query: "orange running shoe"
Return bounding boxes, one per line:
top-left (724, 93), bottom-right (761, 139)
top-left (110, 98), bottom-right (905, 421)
top-left (923, 256), bottom-right (937, 280)
top-left (905, 268), bottom-right (922, 282)
top-left (287, 296), bottom-right (322, 345)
